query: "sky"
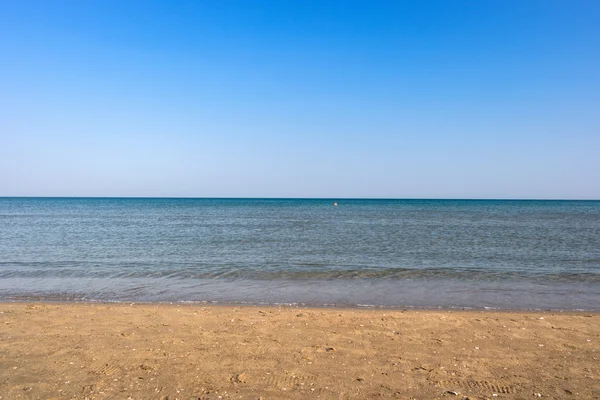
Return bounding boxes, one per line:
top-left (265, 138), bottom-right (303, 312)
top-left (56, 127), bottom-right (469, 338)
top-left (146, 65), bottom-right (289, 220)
top-left (1, 1), bottom-right (599, 199)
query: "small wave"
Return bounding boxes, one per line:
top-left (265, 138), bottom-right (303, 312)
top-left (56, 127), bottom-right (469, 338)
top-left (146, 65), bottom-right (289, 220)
top-left (1, 262), bottom-right (600, 283)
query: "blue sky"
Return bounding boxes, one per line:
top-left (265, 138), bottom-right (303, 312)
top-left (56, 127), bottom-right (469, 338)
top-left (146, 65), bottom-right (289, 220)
top-left (1, 1), bottom-right (599, 198)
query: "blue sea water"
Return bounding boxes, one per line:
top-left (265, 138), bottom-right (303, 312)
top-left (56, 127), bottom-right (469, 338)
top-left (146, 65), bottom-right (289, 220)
top-left (1, 198), bottom-right (599, 310)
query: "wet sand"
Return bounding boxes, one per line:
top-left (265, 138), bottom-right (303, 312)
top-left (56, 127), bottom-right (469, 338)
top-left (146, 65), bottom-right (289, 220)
top-left (0, 303), bottom-right (599, 399)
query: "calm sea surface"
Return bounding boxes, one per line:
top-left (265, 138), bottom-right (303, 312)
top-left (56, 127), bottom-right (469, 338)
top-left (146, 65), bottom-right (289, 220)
top-left (1, 198), bottom-right (599, 310)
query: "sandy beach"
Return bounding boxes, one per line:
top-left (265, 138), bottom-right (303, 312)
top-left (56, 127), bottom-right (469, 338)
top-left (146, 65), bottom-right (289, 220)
top-left (0, 303), bottom-right (598, 400)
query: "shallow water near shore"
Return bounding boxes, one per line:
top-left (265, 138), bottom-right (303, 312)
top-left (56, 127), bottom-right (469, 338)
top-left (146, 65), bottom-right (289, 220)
top-left (1, 197), bottom-right (599, 310)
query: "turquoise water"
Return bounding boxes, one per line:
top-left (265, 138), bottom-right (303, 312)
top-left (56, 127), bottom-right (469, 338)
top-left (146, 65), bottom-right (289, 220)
top-left (1, 198), bottom-right (599, 309)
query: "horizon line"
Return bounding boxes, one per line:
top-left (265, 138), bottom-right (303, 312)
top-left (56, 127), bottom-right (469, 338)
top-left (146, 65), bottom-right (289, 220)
top-left (1, 196), bottom-right (599, 201)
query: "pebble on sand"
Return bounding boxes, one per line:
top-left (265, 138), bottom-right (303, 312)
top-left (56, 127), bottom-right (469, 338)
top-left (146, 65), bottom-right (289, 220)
top-left (231, 373), bottom-right (249, 383)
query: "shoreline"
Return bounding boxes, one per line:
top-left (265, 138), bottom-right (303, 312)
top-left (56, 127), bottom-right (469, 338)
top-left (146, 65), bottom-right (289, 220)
top-left (2, 298), bottom-right (600, 313)
top-left (1, 302), bottom-right (599, 399)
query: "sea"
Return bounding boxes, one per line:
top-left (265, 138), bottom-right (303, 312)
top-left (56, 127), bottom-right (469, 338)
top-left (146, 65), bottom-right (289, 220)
top-left (1, 198), bottom-right (599, 310)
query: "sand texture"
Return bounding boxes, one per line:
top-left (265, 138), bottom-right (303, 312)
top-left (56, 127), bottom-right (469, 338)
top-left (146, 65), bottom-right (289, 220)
top-left (0, 303), bottom-right (599, 399)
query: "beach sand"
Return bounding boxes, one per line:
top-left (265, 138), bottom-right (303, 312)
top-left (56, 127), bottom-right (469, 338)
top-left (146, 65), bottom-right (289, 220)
top-left (0, 303), bottom-right (598, 399)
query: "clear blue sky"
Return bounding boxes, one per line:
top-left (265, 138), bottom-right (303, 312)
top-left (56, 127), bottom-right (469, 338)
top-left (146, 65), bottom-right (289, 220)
top-left (1, 1), bottom-right (599, 199)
